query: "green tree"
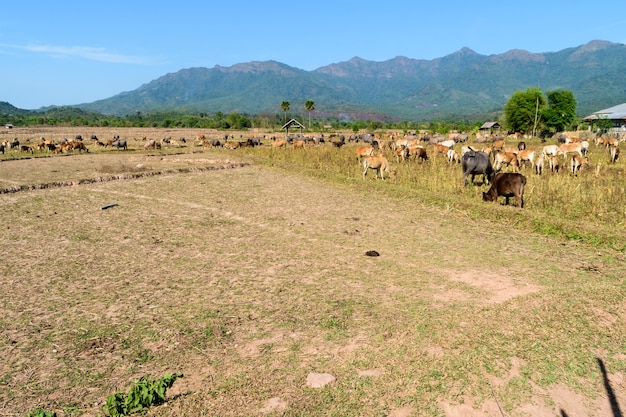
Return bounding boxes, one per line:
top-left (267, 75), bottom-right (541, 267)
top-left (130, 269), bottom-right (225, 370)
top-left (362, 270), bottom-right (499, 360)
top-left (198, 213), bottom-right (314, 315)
top-left (542, 89), bottom-right (577, 133)
top-left (304, 100), bottom-right (315, 129)
top-left (280, 101), bottom-right (290, 124)
top-left (504, 87), bottom-right (546, 135)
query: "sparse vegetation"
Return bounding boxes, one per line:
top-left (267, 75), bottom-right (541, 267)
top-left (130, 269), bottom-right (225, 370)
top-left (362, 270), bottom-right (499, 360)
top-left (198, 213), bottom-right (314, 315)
top-left (103, 373), bottom-right (182, 416)
top-left (1, 126), bottom-right (625, 416)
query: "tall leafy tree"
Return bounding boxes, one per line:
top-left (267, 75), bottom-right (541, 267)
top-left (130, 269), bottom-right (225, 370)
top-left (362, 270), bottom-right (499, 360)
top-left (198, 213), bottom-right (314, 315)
top-left (280, 101), bottom-right (290, 124)
top-left (304, 100), bottom-right (315, 129)
top-left (504, 87), bottom-right (546, 135)
top-left (542, 89), bottom-right (577, 133)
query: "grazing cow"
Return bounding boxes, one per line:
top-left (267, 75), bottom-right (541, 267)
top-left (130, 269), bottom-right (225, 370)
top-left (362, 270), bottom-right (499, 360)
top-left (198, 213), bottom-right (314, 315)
top-left (461, 151), bottom-right (495, 186)
top-left (20, 145), bottom-right (34, 154)
top-left (409, 145), bottom-right (428, 162)
top-left (362, 154), bottom-right (393, 180)
top-left (492, 139), bottom-right (505, 152)
top-left (517, 149), bottom-right (536, 169)
top-left (223, 141), bottom-right (240, 149)
top-left (111, 139), bottom-right (127, 150)
top-left (355, 145), bottom-right (375, 161)
top-left (493, 151), bottom-right (520, 172)
top-left (482, 172), bottom-right (527, 208)
top-left (432, 143), bottom-right (449, 156)
top-left (144, 139), bottom-right (161, 150)
top-left (271, 139), bottom-right (287, 148)
top-left (70, 141), bottom-right (89, 152)
top-left (557, 142), bottom-right (583, 158)
top-left (541, 144), bottom-right (559, 158)
top-left (610, 145), bottom-right (619, 163)
top-left (393, 145), bottom-right (408, 163)
top-left (332, 136), bottom-right (346, 148)
top-left (570, 155), bottom-right (589, 175)
top-left (549, 156), bottom-right (560, 173)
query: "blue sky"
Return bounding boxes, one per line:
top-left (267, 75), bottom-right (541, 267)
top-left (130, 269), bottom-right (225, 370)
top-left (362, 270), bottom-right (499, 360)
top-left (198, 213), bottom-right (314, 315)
top-left (1, 1), bottom-right (625, 110)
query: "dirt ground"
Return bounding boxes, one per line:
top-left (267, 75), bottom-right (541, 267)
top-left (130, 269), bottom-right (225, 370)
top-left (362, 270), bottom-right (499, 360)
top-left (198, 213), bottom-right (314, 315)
top-left (1, 130), bottom-right (625, 416)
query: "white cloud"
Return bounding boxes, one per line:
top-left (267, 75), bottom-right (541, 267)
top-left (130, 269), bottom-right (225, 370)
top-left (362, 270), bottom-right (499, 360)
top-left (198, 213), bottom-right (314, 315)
top-left (0, 43), bottom-right (157, 64)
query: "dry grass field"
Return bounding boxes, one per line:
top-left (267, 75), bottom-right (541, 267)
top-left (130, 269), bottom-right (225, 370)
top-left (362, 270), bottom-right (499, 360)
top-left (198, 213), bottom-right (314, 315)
top-left (1, 127), bottom-right (625, 416)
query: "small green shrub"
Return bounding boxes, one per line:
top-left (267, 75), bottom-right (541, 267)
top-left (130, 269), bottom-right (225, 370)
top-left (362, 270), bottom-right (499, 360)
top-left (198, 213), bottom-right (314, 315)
top-left (26, 409), bottom-right (57, 417)
top-left (103, 373), bottom-right (183, 416)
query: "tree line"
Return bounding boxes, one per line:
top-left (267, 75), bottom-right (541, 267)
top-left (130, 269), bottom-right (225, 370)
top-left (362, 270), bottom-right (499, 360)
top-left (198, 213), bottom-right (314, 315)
top-left (1, 90), bottom-right (600, 135)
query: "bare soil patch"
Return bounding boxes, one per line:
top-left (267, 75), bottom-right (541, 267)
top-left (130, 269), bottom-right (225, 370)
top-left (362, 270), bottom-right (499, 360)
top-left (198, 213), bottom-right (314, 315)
top-left (1, 132), bottom-right (625, 416)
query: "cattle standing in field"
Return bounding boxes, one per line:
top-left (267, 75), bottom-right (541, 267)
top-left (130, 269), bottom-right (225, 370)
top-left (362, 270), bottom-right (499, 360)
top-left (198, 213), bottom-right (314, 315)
top-left (331, 136), bottom-right (345, 148)
top-left (557, 142), bottom-right (583, 158)
top-left (432, 143), bottom-right (450, 156)
top-left (549, 156), bottom-right (560, 173)
top-left (70, 141), bottom-right (89, 152)
top-left (610, 145), bottom-right (619, 163)
top-left (541, 144), bottom-right (559, 158)
top-left (111, 139), bottom-right (127, 150)
top-left (482, 172), bottom-right (527, 208)
top-left (446, 148), bottom-right (460, 164)
top-left (409, 145), bottom-right (428, 162)
top-left (144, 139), bottom-right (161, 150)
top-left (223, 141), bottom-right (240, 149)
top-left (462, 151), bottom-right (495, 186)
top-left (271, 139), bottom-right (287, 148)
top-left (516, 149), bottom-right (536, 169)
top-left (362, 154), bottom-right (393, 180)
top-left (535, 154), bottom-right (544, 175)
top-left (393, 145), bottom-right (408, 163)
top-left (492, 139), bottom-right (505, 152)
top-left (493, 151), bottom-right (520, 172)
top-left (570, 155), bottom-right (589, 175)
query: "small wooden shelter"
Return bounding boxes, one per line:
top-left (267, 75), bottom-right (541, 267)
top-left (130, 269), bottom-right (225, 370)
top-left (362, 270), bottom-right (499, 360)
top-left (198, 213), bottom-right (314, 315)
top-left (282, 119), bottom-right (306, 138)
top-left (479, 121), bottom-right (501, 136)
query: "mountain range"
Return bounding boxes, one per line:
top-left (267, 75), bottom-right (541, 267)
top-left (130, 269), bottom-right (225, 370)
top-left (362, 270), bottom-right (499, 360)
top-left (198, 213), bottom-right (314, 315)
top-left (10, 40), bottom-right (626, 121)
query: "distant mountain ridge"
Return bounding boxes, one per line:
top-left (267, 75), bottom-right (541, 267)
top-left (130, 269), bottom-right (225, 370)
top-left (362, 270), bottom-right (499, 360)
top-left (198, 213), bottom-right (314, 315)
top-left (27, 40), bottom-right (626, 120)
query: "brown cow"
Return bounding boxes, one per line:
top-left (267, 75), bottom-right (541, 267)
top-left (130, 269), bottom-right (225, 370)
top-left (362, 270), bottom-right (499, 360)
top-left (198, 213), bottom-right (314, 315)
top-left (223, 141), bottom-right (240, 149)
top-left (517, 149), bottom-right (536, 169)
top-left (492, 139), bottom-right (505, 152)
top-left (482, 172), bottom-right (526, 208)
top-left (570, 155), bottom-right (589, 175)
top-left (271, 139), bottom-right (287, 148)
top-left (432, 143), bottom-right (449, 156)
top-left (557, 142), bottom-right (583, 158)
top-left (355, 145), bottom-right (375, 161)
top-left (549, 156), bottom-right (560, 173)
top-left (362, 154), bottom-right (394, 180)
top-left (493, 151), bottom-right (520, 171)
top-left (409, 145), bottom-right (428, 162)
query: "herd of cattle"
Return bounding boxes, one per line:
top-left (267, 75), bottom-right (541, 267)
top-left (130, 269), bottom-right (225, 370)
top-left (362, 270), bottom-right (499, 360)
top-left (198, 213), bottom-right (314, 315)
top-left (2, 130), bottom-right (623, 208)
top-left (355, 132), bottom-right (623, 208)
top-left (263, 131), bottom-right (623, 209)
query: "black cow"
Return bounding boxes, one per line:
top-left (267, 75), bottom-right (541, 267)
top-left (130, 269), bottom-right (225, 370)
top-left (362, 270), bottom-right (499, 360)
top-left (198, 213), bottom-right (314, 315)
top-left (482, 172), bottom-right (527, 208)
top-left (461, 151), bottom-right (495, 186)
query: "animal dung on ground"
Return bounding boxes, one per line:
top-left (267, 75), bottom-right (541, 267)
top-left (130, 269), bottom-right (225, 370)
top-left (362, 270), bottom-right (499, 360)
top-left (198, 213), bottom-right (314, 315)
top-left (101, 203), bottom-right (119, 210)
top-left (365, 250), bottom-right (380, 257)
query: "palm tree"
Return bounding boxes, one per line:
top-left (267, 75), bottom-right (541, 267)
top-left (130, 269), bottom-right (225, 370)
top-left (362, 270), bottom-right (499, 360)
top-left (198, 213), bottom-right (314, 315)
top-left (280, 101), bottom-right (290, 124)
top-left (305, 100), bottom-right (315, 129)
